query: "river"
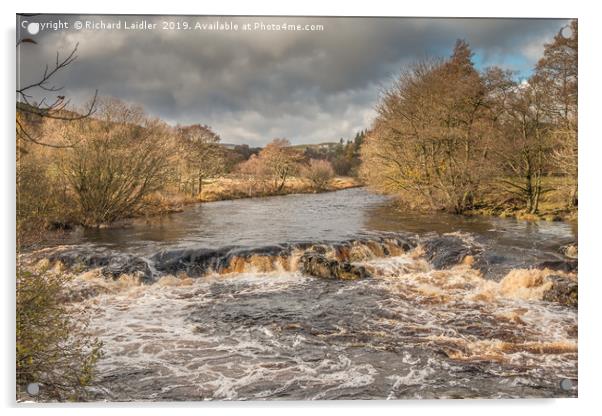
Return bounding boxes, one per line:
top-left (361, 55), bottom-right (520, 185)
top-left (40, 188), bottom-right (577, 400)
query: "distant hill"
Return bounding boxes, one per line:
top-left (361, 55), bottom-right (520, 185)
top-left (291, 142), bottom-right (340, 151)
top-left (220, 142), bottom-right (340, 150)
top-left (219, 143), bottom-right (239, 150)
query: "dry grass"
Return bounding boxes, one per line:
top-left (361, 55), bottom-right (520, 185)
top-left (465, 177), bottom-right (577, 222)
top-left (138, 191), bottom-right (196, 217)
top-left (199, 175), bottom-right (362, 202)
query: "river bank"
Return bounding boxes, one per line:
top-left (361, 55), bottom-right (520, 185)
top-left (375, 182), bottom-right (578, 224)
top-left (31, 182), bottom-right (575, 254)
top-left (138, 176), bottom-right (362, 216)
top-left (467, 177), bottom-right (577, 222)
top-left (465, 204), bottom-right (577, 223)
top-left (198, 175), bottom-right (362, 202)
top-left (66, 176), bottom-right (363, 232)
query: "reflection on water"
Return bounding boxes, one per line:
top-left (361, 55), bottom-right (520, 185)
top-left (64, 188), bottom-right (575, 262)
top-left (66, 188), bottom-right (391, 253)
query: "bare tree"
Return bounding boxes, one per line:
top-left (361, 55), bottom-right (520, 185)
top-left (301, 159), bottom-right (335, 191)
top-left (535, 20), bottom-right (578, 207)
top-left (16, 40), bottom-right (97, 149)
top-left (361, 40), bottom-right (491, 213)
top-left (61, 99), bottom-right (169, 226)
top-left (239, 138), bottom-right (302, 193)
top-left (176, 124), bottom-right (224, 196)
top-left (485, 69), bottom-right (554, 213)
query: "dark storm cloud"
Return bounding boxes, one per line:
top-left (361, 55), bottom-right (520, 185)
top-left (17, 15), bottom-right (569, 145)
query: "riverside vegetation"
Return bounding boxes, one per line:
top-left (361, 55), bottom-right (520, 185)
top-left (15, 21), bottom-right (577, 401)
top-left (17, 100), bottom-right (364, 246)
top-left (361, 22), bottom-right (577, 221)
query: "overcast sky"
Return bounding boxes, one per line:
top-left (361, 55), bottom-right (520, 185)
top-left (17, 15), bottom-right (570, 146)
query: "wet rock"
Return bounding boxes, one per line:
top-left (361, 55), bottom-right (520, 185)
top-left (151, 246), bottom-right (235, 275)
top-left (43, 234), bottom-right (418, 282)
top-left (104, 256), bottom-right (153, 281)
top-left (561, 244), bottom-right (578, 259)
top-left (48, 220), bottom-right (75, 231)
top-left (536, 259), bottom-right (578, 273)
top-left (151, 244), bottom-right (289, 276)
top-left (537, 243), bottom-right (578, 274)
top-left (300, 252), bottom-right (371, 280)
top-left (421, 234), bottom-right (481, 269)
top-left (48, 248), bottom-right (155, 282)
top-left (543, 275), bottom-right (578, 307)
top-left (47, 248), bottom-right (112, 269)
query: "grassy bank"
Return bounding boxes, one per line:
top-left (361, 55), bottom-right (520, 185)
top-left (198, 176), bottom-right (362, 202)
top-left (465, 201), bottom-right (577, 223)
top-left (136, 175), bottom-right (362, 218)
top-left (144, 175), bottom-right (577, 224)
top-left (463, 177), bottom-right (577, 223)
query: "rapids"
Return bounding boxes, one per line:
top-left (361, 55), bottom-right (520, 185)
top-left (28, 188), bottom-right (577, 400)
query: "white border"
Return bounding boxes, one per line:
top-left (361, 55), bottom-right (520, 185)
top-left (2, 1), bottom-right (600, 415)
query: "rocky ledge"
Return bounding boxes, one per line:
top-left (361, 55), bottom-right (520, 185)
top-left (543, 275), bottom-right (578, 307)
top-left (299, 252), bottom-right (371, 280)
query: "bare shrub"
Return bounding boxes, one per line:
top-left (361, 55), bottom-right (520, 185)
top-left (61, 99), bottom-right (169, 227)
top-left (361, 41), bottom-right (496, 213)
top-left (17, 123), bottom-right (79, 247)
top-left (175, 124), bottom-right (224, 196)
top-left (17, 268), bottom-right (103, 401)
top-left (301, 159), bottom-right (335, 191)
top-left (237, 138), bottom-right (302, 193)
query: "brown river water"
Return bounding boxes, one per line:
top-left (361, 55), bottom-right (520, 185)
top-left (33, 188), bottom-right (578, 400)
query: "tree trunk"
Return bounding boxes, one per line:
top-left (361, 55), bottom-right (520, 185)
top-left (569, 182), bottom-right (578, 208)
top-left (531, 172), bottom-right (542, 214)
top-left (525, 173), bottom-right (534, 213)
top-left (198, 171), bottom-right (203, 196)
top-left (277, 176), bottom-right (286, 192)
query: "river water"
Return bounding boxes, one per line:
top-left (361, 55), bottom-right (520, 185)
top-left (49, 188), bottom-right (577, 400)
